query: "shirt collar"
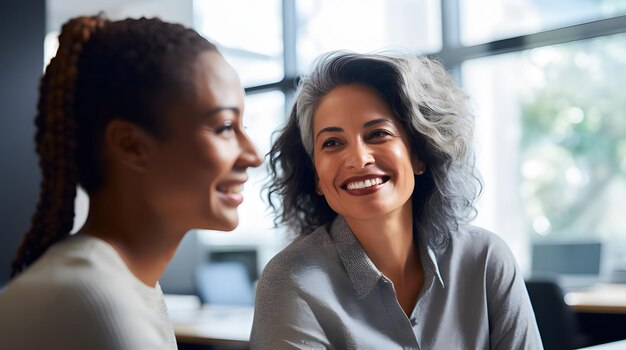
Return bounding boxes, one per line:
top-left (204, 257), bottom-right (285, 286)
top-left (416, 227), bottom-right (446, 290)
top-left (327, 216), bottom-right (445, 300)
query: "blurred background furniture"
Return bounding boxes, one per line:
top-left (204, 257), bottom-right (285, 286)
top-left (531, 241), bottom-right (603, 292)
top-left (525, 276), bottom-right (591, 350)
top-left (195, 262), bottom-right (254, 306)
top-left (166, 294), bottom-right (253, 350)
top-left (576, 339), bottom-right (626, 350)
top-left (527, 241), bottom-right (626, 348)
top-left (565, 284), bottom-right (626, 314)
top-left (565, 284), bottom-right (626, 348)
top-left (159, 231), bottom-right (258, 306)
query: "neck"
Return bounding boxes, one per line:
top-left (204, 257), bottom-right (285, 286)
top-left (79, 189), bottom-right (183, 288)
top-left (346, 202), bottom-right (418, 282)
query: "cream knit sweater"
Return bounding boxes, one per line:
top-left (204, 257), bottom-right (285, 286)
top-left (0, 234), bottom-right (177, 350)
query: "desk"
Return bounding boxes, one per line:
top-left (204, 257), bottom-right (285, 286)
top-left (166, 295), bottom-right (254, 348)
top-left (577, 339), bottom-right (626, 349)
top-left (565, 284), bottom-right (626, 314)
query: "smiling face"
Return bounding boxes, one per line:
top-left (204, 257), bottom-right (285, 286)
top-left (144, 51), bottom-right (262, 232)
top-left (312, 84), bottom-right (424, 223)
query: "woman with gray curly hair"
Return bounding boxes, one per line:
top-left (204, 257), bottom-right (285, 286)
top-left (251, 51), bottom-right (542, 349)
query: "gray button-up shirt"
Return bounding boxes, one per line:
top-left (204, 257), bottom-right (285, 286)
top-left (251, 216), bottom-right (542, 349)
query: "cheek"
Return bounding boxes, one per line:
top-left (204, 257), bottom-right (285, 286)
top-left (313, 157), bottom-right (335, 190)
top-left (386, 145), bottom-right (416, 182)
top-left (395, 145), bottom-right (414, 168)
top-left (160, 135), bottom-right (238, 186)
top-left (199, 139), bottom-right (239, 177)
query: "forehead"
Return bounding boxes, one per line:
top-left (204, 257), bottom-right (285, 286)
top-left (191, 51), bottom-right (244, 109)
top-left (313, 84), bottom-right (397, 129)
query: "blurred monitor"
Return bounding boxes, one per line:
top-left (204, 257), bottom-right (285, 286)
top-left (531, 241), bottom-right (603, 291)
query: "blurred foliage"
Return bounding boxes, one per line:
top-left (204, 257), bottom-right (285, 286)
top-left (519, 33), bottom-right (626, 239)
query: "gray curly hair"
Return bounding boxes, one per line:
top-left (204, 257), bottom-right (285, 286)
top-left (266, 51), bottom-right (482, 247)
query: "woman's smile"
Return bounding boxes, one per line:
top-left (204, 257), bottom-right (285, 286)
top-left (216, 180), bottom-right (246, 206)
top-left (341, 175), bottom-right (390, 195)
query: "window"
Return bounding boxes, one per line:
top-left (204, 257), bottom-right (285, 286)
top-left (194, 0), bottom-right (284, 87)
top-left (463, 33), bottom-right (626, 270)
top-left (191, 0), bottom-right (626, 274)
top-left (296, 0), bottom-right (441, 71)
top-left (460, 0), bottom-right (626, 45)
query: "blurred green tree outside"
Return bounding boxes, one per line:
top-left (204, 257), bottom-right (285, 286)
top-left (520, 33), bottom-right (626, 240)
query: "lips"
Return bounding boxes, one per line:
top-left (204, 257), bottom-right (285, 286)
top-left (216, 179), bottom-right (247, 206)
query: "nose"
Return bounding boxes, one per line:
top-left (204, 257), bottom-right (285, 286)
top-left (345, 140), bottom-right (374, 169)
top-left (236, 130), bottom-right (263, 169)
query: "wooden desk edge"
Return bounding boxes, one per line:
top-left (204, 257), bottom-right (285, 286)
top-left (569, 304), bottom-right (626, 314)
top-left (176, 333), bottom-right (249, 347)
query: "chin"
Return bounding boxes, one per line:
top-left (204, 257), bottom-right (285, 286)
top-left (341, 206), bottom-right (399, 221)
top-left (212, 215), bottom-right (239, 232)
top-left (221, 221), bottom-right (239, 232)
top-left (189, 215), bottom-right (237, 232)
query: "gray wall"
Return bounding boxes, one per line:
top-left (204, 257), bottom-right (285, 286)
top-left (0, 0), bottom-right (45, 285)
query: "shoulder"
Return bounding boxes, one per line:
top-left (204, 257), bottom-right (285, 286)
top-left (447, 225), bottom-right (522, 289)
top-left (2, 234), bottom-right (148, 317)
top-left (0, 265), bottom-right (136, 349)
top-left (9, 235), bottom-right (134, 296)
top-left (261, 225), bottom-right (337, 279)
top-left (252, 227), bottom-right (337, 347)
top-left (0, 236), bottom-right (172, 349)
top-left (450, 225), bottom-right (515, 262)
top-left (444, 225), bottom-right (520, 282)
top-left (257, 224), bottom-right (342, 297)
top-left (1, 236), bottom-right (141, 317)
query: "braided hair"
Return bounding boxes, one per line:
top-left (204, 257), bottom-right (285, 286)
top-left (11, 16), bottom-right (216, 277)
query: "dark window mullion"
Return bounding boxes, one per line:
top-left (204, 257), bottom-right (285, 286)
top-left (442, 15), bottom-right (626, 67)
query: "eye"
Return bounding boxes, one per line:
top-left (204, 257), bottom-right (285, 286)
top-left (321, 138), bottom-right (342, 149)
top-left (367, 129), bottom-right (393, 140)
top-left (215, 121), bottom-right (235, 135)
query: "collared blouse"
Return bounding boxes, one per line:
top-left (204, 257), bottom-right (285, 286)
top-left (250, 216), bottom-right (543, 350)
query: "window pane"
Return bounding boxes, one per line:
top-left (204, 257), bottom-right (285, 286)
top-left (194, 0), bottom-right (283, 87)
top-left (296, 0), bottom-right (441, 72)
top-left (462, 33), bottom-right (626, 272)
top-left (460, 0), bottom-right (626, 46)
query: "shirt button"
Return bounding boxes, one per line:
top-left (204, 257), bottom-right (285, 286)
top-left (410, 318), bottom-right (417, 326)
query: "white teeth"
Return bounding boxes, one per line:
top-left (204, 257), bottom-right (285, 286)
top-left (217, 184), bottom-right (243, 194)
top-left (346, 177), bottom-right (383, 190)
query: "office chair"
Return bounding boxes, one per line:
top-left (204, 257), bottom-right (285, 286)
top-left (194, 262), bottom-right (254, 306)
top-left (525, 276), bottom-right (590, 350)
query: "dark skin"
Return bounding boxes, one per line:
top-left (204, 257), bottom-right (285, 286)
top-left (79, 52), bottom-right (261, 287)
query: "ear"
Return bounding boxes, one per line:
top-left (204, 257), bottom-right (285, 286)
top-left (315, 173), bottom-right (324, 196)
top-left (412, 155), bottom-right (426, 176)
top-left (103, 119), bottom-right (156, 172)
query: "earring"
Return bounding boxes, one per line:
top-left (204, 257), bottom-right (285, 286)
top-left (416, 169), bottom-right (425, 175)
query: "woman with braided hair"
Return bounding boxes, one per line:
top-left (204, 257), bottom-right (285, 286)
top-left (0, 15), bottom-right (261, 349)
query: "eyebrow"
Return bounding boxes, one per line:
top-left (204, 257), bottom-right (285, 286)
top-left (316, 126), bottom-right (343, 140)
top-left (205, 106), bottom-right (241, 118)
top-left (363, 118), bottom-right (394, 128)
top-left (315, 118), bottom-right (395, 140)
